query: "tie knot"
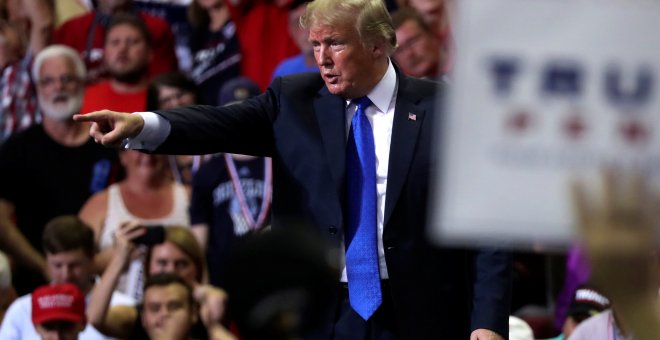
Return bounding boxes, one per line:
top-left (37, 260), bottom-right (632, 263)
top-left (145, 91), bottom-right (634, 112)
top-left (353, 96), bottom-right (372, 111)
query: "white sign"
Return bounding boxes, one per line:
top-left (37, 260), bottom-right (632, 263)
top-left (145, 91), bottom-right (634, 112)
top-left (431, 0), bottom-right (660, 250)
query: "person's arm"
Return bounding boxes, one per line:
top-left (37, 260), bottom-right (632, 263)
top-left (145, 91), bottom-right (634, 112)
top-left (469, 249), bottom-right (512, 340)
top-left (0, 199), bottom-right (48, 279)
top-left (87, 222), bottom-right (144, 338)
top-left (191, 223), bottom-right (209, 254)
top-left (22, 0), bottom-right (54, 54)
top-left (78, 191), bottom-right (114, 273)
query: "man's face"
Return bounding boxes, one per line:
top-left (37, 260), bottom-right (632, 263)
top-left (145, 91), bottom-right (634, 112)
top-left (394, 19), bottom-right (441, 78)
top-left (148, 241), bottom-right (198, 286)
top-left (104, 23), bottom-right (150, 83)
top-left (408, 0), bottom-right (445, 30)
top-left (34, 321), bottom-right (84, 340)
top-left (289, 5), bottom-right (312, 55)
top-left (141, 283), bottom-right (195, 340)
top-left (157, 85), bottom-right (196, 110)
top-left (36, 56), bottom-right (84, 121)
top-left (309, 22), bottom-right (383, 99)
top-left (46, 249), bottom-right (93, 293)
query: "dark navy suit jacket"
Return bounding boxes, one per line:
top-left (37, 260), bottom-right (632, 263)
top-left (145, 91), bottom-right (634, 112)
top-left (154, 70), bottom-right (512, 339)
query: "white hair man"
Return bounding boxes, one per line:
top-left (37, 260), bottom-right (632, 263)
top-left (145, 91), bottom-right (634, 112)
top-left (0, 45), bottom-right (122, 297)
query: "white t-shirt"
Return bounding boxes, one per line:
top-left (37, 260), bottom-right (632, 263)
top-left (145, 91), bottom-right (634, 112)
top-left (0, 289), bottom-right (134, 340)
top-left (568, 309), bottom-right (633, 340)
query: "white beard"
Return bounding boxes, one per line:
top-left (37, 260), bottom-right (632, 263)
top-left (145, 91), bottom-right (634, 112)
top-left (38, 91), bottom-right (83, 121)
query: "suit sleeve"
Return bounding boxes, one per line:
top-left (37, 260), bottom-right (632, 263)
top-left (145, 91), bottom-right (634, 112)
top-left (153, 78), bottom-right (280, 156)
top-left (470, 248), bottom-right (513, 337)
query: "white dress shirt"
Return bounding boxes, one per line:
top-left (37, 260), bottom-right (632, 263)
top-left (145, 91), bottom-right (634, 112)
top-left (129, 60), bottom-right (399, 281)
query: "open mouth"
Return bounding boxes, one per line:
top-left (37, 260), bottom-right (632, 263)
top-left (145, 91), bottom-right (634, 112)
top-left (324, 74), bottom-right (338, 83)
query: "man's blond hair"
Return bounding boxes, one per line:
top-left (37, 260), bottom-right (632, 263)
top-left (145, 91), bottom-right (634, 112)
top-left (301, 0), bottom-right (396, 55)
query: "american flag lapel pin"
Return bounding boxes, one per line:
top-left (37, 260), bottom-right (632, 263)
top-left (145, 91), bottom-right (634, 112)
top-left (408, 112), bottom-right (417, 121)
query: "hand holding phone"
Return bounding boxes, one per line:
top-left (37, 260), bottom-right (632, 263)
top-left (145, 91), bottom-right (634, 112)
top-left (132, 225), bottom-right (166, 246)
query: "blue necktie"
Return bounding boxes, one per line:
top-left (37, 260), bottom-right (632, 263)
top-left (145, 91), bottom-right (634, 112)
top-left (345, 96), bottom-right (381, 320)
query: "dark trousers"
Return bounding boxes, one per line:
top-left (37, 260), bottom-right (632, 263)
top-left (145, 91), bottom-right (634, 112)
top-left (331, 281), bottom-right (399, 340)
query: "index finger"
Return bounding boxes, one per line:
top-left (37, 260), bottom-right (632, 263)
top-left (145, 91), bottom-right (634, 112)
top-left (72, 111), bottom-right (108, 123)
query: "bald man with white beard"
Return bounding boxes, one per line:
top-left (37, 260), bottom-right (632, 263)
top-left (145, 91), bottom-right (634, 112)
top-left (0, 45), bottom-right (123, 295)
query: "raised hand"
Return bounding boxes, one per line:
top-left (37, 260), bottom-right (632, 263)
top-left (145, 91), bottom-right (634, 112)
top-left (73, 110), bottom-right (144, 147)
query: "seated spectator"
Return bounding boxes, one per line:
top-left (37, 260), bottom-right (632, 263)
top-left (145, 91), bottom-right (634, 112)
top-left (271, 0), bottom-right (317, 79)
top-left (187, 0), bottom-right (240, 106)
top-left (190, 77), bottom-right (269, 288)
top-left (80, 14), bottom-right (153, 113)
top-left (146, 71), bottom-right (199, 111)
top-left (0, 0), bottom-right (53, 143)
top-left (31, 283), bottom-right (86, 340)
top-left (54, 0), bottom-right (177, 84)
top-left (391, 8), bottom-right (445, 79)
top-left (0, 216), bottom-right (134, 340)
top-left (139, 273), bottom-right (199, 340)
top-left (79, 146), bottom-right (190, 299)
top-left (87, 223), bottom-right (227, 339)
top-left (405, 0), bottom-right (453, 73)
top-left (552, 286), bottom-right (610, 339)
top-left (146, 71), bottom-right (202, 185)
top-left (0, 45), bottom-right (121, 295)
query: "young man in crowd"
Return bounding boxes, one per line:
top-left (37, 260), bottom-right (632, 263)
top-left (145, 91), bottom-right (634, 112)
top-left (0, 216), bottom-right (134, 340)
top-left (81, 14), bottom-right (153, 113)
top-left (31, 283), bottom-right (87, 340)
top-left (54, 0), bottom-right (176, 83)
top-left (140, 273), bottom-right (199, 340)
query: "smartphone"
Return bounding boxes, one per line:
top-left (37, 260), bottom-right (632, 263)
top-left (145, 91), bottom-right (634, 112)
top-left (133, 225), bottom-right (165, 246)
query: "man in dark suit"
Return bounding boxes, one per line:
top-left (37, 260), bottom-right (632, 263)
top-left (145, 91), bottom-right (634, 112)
top-left (75, 0), bottom-right (511, 339)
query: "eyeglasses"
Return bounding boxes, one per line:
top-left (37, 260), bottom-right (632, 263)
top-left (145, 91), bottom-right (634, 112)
top-left (37, 74), bottom-right (80, 88)
top-left (158, 90), bottom-right (194, 108)
top-left (394, 33), bottom-right (425, 55)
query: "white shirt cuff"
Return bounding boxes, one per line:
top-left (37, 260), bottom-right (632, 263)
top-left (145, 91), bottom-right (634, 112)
top-left (123, 112), bottom-right (171, 151)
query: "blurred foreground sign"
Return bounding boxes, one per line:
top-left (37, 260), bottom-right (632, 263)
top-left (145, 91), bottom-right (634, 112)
top-left (430, 0), bottom-right (660, 250)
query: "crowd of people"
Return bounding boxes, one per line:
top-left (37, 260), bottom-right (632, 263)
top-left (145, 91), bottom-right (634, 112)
top-left (0, 0), bottom-right (656, 339)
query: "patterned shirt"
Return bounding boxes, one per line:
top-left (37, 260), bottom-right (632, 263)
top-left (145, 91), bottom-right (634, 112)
top-left (0, 52), bottom-right (40, 144)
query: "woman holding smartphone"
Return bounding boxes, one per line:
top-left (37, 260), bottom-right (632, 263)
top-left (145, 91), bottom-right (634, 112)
top-left (79, 150), bottom-right (191, 299)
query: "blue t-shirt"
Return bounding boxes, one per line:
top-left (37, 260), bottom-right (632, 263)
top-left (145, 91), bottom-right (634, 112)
top-left (271, 54), bottom-right (319, 79)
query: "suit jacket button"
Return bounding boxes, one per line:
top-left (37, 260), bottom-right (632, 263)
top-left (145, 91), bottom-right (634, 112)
top-left (328, 226), bottom-right (338, 235)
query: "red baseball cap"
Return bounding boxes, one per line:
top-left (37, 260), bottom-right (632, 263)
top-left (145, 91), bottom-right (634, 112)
top-left (32, 283), bottom-right (86, 325)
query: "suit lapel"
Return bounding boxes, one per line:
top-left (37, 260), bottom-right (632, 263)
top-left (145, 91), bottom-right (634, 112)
top-left (313, 86), bottom-right (347, 195)
top-left (384, 75), bottom-right (426, 226)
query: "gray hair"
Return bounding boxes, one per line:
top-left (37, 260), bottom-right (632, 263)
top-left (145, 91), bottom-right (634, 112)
top-left (31, 45), bottom-right (86, 83)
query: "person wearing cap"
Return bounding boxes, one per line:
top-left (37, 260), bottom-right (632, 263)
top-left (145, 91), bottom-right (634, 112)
top-left (31, 283), bottom-right (86, 340)
top-left (74, 0), bottom-right (512, 338)
top-left (542, 285), bottom-right (610, 340)
top-left (0, 216), bottom-right (134, 340)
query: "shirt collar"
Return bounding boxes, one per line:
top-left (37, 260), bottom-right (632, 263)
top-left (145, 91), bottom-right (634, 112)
top-left (346, 59), bottom-right (397, 113)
